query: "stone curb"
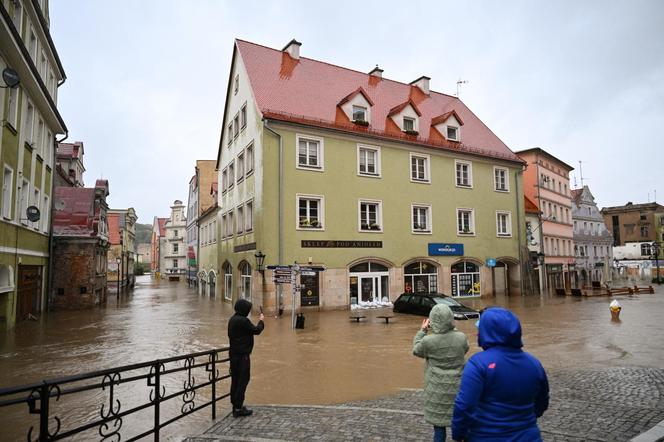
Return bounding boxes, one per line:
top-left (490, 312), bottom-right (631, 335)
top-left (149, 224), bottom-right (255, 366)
top-left (631, 419), bottom-right (664, 442)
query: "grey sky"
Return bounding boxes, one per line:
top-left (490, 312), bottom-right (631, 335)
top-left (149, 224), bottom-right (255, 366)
top-left (50, 1), bottom-right (664, 221)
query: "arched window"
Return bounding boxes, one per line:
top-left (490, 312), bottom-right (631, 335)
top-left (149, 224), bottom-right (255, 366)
top-left (240, 262), bottom-right (252, 301)
top-left (223, 262), bottom-right (233, 301)
top-left (404, 261), bottom-right (438, 293)
top-left (450, 260), bottom-right (481, 297)
top-left (349, 260), bottom-right (390, 305)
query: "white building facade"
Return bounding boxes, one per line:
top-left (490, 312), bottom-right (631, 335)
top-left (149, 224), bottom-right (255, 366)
top-left (161, 200), bottom-right (187, 278)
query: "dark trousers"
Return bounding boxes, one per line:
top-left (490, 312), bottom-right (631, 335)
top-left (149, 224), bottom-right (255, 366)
top-left (230, 353), bottom-right (251, 410)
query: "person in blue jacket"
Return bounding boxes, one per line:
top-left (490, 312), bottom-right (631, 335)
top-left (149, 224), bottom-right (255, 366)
top-left (451, 307), bottom-right (549, 441)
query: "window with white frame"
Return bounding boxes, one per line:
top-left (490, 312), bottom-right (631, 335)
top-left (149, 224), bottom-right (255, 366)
top-left (2, 166), bottom-right (13, 219)
top-left (240, 103), bottom-right (247, 129)
top-left (410, 153), bottom-right (430, 182)
top-left (19, 179), bottom-right (29, 224)
top-left (29, 28), bottom-right (37, 60)
top-left (173, 243), bottom-right (179, 254)
top-left (228, 161), bottom-right (235, 187)
top-left (221, 213), bottom-right (227, 238)
top-left (455, 160), bottom-right (472, 187)
top-left (8, 87), bottom-right (19, 128)
top-left (221, 168), bottom-right (227, 193)
top-left (352, 105), bottom-right (367, 122)
top-left (457, 208), bottom-right (475, 234)
top-left (447, 126), bottom-right (459, 141)
top-left (32, 188), bottom-right (40, 229)
top-left (24, 101), bottom-right (34, 144)
top-left (11, 1), bottom-right (22, 32)
top-left (297, 135), bottom-right (323, 170)
top-left (245, 201), bottom-right (253, 231)
top-left (224, 263), bottom-right (233, 300)
top-left (227, 122), bottom-right (233, 145)
top-left (496, 211), bottom-right (512, 237)
top-left (358, 145), bottom-right (380, 176)
top-left (237, 151), bottom-right (245, 182)
top-left (233, 114), bottom-right (239, 138)
top-left (403, 117), bottom-right (415, 132)
top-left (173, 259), bottom-right (178, 268)
top-left (228, 210), bottom-right (234, 237)
top-left (297, 194), bottom-right (323, 229)
top-left (36, 118), bottom-right (44, 157)
top-left (494, 167), bottom-right (509, 192)
top-left (359, 200), bottom-right (382, 231)
top-left (412, 205), bottom-right (431, 233)
top-left (45, 131), bottom-right (52, 165)
top-left (246, 143), bottom-right (254, 175)
top-left (234, 74), bottom-right (239, 94)
top-left (237, 205), bottom-right (244, 234)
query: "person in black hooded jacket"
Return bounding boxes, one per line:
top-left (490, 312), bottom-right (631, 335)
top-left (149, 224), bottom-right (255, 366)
top-left (228, 299), bottom-right (264, 417)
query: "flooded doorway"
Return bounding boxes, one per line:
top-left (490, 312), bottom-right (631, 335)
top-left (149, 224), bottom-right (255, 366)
top-left (17, 265), bottom-right (42, 320)
top-left (349, 261), bottom-right (389, 304)
top-left (451, 260), bottom-right (480, 297)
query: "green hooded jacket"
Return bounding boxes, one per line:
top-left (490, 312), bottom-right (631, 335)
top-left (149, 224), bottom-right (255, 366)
top-left (413, 304), bottom-right (469, 427)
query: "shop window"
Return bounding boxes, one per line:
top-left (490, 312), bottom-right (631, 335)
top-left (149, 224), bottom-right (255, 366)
top-left (450, 261), bottom-right (481, 297)
top-left (404, 261), bottom-right (438, 293)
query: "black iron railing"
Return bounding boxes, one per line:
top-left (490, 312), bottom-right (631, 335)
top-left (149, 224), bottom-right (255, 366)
top-left (0, 347), bottom-right (230, 441)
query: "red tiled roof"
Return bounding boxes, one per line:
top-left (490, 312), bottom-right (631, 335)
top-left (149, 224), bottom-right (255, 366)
top-left (338, 86), bottom-right (374, 107)
top-left (525, 196), bottom-right (540, 214)
top-left (387, 99), bottom-right (422, 117)
top-left (430, 110), bottom-right (464, 127)
top-left (236, 39), bottom-right (522, 163)
top-left (53, 187), bottom-right (96, 236)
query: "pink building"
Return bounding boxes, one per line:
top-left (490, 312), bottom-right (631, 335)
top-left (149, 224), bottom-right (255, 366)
top-left (517, 148), bottom-right (574, 292)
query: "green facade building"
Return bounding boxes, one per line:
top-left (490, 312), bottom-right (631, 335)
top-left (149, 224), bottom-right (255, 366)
top-left (216, 39), bottom-right (526, 314)
top-left (1, 0), bottom-right (67, 329)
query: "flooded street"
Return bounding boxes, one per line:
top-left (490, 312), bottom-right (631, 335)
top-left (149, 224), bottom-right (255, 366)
top-left (1, 276), bottom-right (664, 440)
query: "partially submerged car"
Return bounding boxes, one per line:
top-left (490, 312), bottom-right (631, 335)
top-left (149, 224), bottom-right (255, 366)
top-left (392, 292), bottom-right (479, 319)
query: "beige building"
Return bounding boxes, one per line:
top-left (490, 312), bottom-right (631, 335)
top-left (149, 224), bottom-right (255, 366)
top-left (161, 200), bottom-right (186, 279)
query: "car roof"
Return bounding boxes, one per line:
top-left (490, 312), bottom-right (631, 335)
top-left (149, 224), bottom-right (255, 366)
top-left (400, 292), bottom-right (449, 297)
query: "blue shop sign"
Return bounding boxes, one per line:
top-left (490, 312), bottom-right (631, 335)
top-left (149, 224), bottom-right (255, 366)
top-left (428, 243), bottom-right (464, 256)
top-left (486, 258), bottom-right (497, 267)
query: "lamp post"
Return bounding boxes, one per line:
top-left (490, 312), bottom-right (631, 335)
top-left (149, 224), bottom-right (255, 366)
top-left (116, 257), bottom-right (121, 297)
top-left (653, 242), bottom-right (661, 285)
top-left (254, 251), bottom-right (266, 274)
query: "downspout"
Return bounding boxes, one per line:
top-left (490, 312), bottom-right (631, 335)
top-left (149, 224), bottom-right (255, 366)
top-left (515, 167), bottom-right (524, 296)
top-left (535, 157), bottom-right (545, 295)
top-left (47, 131), bottom-right (68, 312)
top-left (263, 120), bottom-right (283, 315)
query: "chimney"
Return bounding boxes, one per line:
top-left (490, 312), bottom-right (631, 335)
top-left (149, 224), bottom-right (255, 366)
top-left (410, 76), bottom-right (431, 95)
top-left (282, 39), bottom-right (302, 60)
top-left (369, 65), bottom-right (383, 78)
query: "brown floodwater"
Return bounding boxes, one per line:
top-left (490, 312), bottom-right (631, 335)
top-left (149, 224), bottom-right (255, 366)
top-left (1, 276), bottom-right (663, 440)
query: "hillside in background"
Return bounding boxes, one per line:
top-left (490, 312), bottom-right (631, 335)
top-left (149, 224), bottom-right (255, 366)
top-left (135, 223), bottom-right (152, 245)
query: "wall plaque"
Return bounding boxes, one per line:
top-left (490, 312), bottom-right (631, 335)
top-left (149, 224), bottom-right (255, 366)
top-left (301, 240), bottom-right (382, 248)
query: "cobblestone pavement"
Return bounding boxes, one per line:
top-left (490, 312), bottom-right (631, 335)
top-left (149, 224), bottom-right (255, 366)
top-left (184, 367), bottom-right (664, 441)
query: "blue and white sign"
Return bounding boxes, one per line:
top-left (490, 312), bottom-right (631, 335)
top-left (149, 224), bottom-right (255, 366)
top-left (428, 243), bottom-right (464, 256)
top-left (486, 258), bottom-right (497, 267)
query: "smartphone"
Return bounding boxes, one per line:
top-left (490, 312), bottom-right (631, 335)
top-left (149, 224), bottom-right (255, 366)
top-left (259, 306), bottom-right (263, 314)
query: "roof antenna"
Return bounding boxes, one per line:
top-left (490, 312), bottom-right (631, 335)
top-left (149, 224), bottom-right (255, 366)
top-left (456, 78), bottom-right (469, 97)
top-left (578, 160), bottom-right (587, 188)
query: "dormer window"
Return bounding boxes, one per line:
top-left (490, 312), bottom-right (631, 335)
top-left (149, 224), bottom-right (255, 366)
top-left (352, 106), bottom-right (367, 122)
top-left (403, 117), bottom-right (415, 132)
top-left (447, 126), bottom-right (458, 141)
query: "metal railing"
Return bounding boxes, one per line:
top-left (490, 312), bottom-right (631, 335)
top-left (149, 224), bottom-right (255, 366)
top-left (0, 347), bottom-right (230, 441)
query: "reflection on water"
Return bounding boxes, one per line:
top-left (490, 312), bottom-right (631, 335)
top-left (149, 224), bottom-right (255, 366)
top-left (1, 276), bottom-right (663, 440)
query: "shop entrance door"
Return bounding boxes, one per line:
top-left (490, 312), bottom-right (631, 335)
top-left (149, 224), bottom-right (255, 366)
top-left (359, 274), bottom-right (388, 303)
top-left (17, 265), bottom-right (42, 320)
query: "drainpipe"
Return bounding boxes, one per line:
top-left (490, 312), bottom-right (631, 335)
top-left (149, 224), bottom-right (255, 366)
top-left (263, 120), bottom-right (283, 316)
top-left (47, 131), bottom-right (68, 312)
top-left (515, 168), bottom-right (524, 296)
top-left (535, 157), bottom-right (546, 295)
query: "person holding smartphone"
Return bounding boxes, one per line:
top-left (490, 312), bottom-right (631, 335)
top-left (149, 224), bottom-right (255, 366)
top-left (228, 299), bottom-right (264, 417)
top-left (413, 304), bottom-right (470, 442)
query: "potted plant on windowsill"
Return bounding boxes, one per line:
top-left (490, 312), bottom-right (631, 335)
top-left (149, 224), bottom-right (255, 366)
top-left (299, 218), bottom-right (311, 228)
top-left (461, 228), bottom-right (471, 234)
top-left (404, 130), bottom-right (419, 136)
top-left (310, 220), bottom-right (321, 228)
top-left (354, 119), bottom-right (369, 127)
top-left (370, 223), bottom-right (381, 231)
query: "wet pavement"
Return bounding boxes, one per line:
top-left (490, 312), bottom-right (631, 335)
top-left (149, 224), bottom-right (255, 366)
top-left (1, 276), bottom-right (663, 440)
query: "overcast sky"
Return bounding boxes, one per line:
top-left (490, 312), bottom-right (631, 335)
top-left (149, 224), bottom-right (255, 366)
top-left (50, 1), bottom-right (664, 222)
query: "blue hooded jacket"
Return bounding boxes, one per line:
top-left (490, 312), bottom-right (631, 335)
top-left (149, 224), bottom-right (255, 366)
top-left (451, 307), bottom-right (549, 441)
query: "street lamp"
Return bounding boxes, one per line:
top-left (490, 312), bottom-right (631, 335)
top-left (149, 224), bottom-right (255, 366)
top-left (653, 242), bottom-right (661, 285)
top-left (254, 251), bottom-right (266, 274)
top-left (116, 257), bottom-right (121, 296)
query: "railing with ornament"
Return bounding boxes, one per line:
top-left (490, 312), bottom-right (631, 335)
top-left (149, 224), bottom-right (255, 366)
top-left (0, 347), bottom-right (230, 441)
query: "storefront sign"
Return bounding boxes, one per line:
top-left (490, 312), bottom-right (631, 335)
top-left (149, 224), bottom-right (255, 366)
top-left (594, 262), bottom-right (604, 267)
top-left (546, 264), bottom-right (563, 273)
top-left (486, 258), bottom-right (497, 267)
top-left (428, 243), bottom-right (464, 256)
top-left (301, 240), bottom-right (382, 248)
top-left (234, 242), bottom-right (257, 253)
top-left (300, 272), bottom-right (320, 306)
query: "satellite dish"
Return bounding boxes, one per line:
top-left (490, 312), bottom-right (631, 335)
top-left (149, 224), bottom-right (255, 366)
top-left (26, 206), bottom-right (40, 222)
top-left (1, 68), bottom-right (20, 89)
top-left (55, 199), bottom-right (66, 211)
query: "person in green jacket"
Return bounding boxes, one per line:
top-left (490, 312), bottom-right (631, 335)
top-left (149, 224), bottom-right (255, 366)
top-left (413, 304), bottom-right (470, 442)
